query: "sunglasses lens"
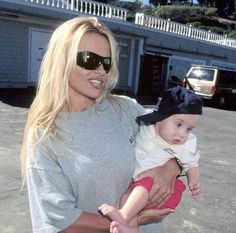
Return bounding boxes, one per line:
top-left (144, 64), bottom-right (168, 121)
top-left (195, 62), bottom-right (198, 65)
top-left (102, 58), bottom-right (111, 73)
top-left (77, 51), bottom-right (98, 70)
top-left (77, 51), bottom-right (111, 73)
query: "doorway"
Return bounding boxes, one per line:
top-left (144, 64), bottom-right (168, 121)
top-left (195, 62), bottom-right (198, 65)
top-left (137, 54), bottom-right (168, 103)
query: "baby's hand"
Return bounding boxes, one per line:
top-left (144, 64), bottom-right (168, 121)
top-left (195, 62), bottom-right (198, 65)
top-left (187, 167), bottom-right (201, 198)
top-left (189, 181), bottom-right (201, 198)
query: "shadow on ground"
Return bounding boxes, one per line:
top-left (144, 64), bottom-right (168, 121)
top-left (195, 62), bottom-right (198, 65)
top-left (203, 99), bottom-right (236, 111)
top-left (0, 88), bottom-right (157, 108)
top-left (0, 88), bottom-right (36, 108)
top-left (0, 88), bottom-right (235, 111)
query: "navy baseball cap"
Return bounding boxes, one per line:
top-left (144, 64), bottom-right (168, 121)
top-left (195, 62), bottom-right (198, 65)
top-left (136, 86), bottom-right (203, 125)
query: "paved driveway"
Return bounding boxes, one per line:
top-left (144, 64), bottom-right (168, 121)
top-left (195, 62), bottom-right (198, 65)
top-left (0, 89), bottom-right (235, 233)
top-left (164, 105), bottom-right (236, 233)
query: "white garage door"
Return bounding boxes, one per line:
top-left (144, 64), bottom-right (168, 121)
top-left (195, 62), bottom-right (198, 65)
top-left (29, 28), bottom-right (52, 83)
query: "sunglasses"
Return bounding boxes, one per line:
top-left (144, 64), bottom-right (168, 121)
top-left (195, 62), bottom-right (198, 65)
top-left (76, 51), bottom-right (112, 73)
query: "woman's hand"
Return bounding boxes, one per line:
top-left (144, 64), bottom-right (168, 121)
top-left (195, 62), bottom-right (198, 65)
top-left (147, 159), bottom-right (181, 206)
top-left (137, 208), bottom-right (174, 225)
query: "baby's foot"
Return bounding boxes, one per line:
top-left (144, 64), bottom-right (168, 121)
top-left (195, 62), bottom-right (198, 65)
top-left (98, 204), bottom-right (127, 225)
top-left (110, 221), bottom-right (139, 233)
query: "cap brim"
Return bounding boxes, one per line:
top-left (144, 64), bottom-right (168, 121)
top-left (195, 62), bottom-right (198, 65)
top-left (136, 111), bottom-right (171, 125)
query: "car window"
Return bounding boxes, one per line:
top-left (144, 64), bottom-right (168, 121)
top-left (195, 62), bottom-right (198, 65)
top-left (218, 70), bottom-right (236, 86)
top-left (188, 68), bottom-right (215, 81)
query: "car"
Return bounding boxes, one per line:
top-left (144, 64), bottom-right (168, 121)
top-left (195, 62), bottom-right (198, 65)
top-left (184, 65), bottom-right (236, 107)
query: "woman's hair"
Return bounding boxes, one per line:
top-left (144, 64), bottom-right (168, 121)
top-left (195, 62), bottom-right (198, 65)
top-left (21, 17), bottom-right (119, 179)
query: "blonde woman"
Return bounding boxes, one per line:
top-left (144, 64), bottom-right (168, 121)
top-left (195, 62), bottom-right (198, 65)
top-left (21, 17), bottom-right (180, 233)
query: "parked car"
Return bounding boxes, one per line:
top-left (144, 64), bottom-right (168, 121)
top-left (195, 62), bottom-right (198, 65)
top-left (184, 65), bottom-right (236, 107)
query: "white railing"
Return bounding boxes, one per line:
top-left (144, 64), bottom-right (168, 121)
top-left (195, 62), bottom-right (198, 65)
top-left (135, 13), bottom-right (236, 49)
top-left (24, 0), bottom-right (127, 20)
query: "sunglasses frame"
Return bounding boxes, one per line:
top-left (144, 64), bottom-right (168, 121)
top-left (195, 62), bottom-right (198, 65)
top-left (76, 51), bottom-right (112, 73)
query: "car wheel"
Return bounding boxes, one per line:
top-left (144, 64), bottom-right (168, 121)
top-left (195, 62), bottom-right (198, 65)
top-left (218, 96), bottom-right (226, 107)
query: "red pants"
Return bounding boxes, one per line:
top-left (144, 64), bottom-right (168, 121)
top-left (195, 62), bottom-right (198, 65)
top-left (131, 177), bottom-right (186, 210)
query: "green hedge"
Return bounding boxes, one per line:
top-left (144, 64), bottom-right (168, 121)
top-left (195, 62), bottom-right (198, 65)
top-left (154, 5), bottom-right (236, 38)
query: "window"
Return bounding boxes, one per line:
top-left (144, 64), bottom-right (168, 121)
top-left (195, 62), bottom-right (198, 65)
top-left (188, 68), bottom-right (215, 81)
top-left (218, 70), bottom-right (236, 86)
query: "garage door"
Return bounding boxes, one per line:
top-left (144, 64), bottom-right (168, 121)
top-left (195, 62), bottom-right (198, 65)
top-left (29, 28), bottom-right (52, 83)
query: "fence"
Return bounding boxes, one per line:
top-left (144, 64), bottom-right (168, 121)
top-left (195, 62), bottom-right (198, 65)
top-left (21, 0), bottom-right (128, 20)
top-left (135, 12), bottom-right (236, 49)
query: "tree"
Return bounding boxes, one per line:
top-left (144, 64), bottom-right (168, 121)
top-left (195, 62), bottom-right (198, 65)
top-left (107, 0), bottom-right (142, 20)
top-left (96, 0), bottom-right (109, 3)
top-left (149, 0), bottom-right (168, 7)
top-left (108, 0), bottom-right (142, 11)
top-left (197, 0), bottom-right (236, 16)
top-left (197, 0), bottom-right (215, 7)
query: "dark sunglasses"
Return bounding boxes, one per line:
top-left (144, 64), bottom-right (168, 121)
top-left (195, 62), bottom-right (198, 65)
top-left (76, 51), bottom-right (112, 73)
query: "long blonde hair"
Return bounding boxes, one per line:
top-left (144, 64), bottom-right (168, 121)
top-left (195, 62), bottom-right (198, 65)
top-left (21, 17), bottom-right (119, 180)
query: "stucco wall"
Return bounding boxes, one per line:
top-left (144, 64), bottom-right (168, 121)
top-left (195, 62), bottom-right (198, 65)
top-left (0, 19), bottom-right (28, 87)
top-left (0, 19), bottom-right (52, 87)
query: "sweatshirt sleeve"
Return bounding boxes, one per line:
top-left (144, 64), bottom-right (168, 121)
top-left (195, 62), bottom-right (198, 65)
top-left (26, 133), bottom-right (82, 233)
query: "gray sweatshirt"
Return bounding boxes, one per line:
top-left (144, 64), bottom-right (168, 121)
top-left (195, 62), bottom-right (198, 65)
top-left (26, 96), bottom-right (164, 233)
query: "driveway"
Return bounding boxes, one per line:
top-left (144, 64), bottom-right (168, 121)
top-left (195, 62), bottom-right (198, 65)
top-left (0, 89), bottom-right (235, 233)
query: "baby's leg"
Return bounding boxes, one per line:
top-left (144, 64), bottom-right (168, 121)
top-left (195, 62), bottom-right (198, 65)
top-left (99, 186), bottom-right (149, 225)
top-left (98, 204), bottom-right (128, 225)
top-left (119, 184), bottom-right (150, 221)
top-left (110, 221), bottom-right (139, 233)
top-left (119, 188), bottom-right (139, 228)
top-left (98, 191), bottom-right (139, 227)
top-left (99, 177), bottom-right (152, 225)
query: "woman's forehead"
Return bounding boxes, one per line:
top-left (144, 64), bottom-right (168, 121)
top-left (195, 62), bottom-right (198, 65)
top-left (78, 32), bottom-right (111, 56)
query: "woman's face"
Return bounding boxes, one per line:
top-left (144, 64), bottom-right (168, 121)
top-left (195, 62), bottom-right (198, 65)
top-left (68, 32), bottom-right (111, 111)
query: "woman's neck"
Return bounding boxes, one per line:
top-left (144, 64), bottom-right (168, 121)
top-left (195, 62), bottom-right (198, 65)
top-left (62, 89), bottom-right (95, 112)
top-left (65, 100), bottom-right (94, 112)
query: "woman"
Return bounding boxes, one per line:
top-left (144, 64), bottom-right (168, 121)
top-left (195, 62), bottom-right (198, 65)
top-left (21, 17), bottom-right (180, 233)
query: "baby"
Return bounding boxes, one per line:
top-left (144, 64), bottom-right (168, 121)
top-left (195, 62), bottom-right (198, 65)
top-left (99, 86), bottom-right (203, 233)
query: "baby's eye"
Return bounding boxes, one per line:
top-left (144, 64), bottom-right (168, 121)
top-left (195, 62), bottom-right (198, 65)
top-left (187, 128), bottom-right (193, 132)
top-left (176, 122), bottom-right (182, 127)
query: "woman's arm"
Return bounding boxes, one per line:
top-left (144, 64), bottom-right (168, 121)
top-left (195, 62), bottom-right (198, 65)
top-left (64, 159), bottom-right (180, 232)
top-left (137, 208), bottom-right (174, 225)
top-left (147, 158), bottom-right (181, 205)
top-left (27, 164), bottom-right (112, 233)
top-left (26, 140), bottom-right (111, 233)
top-left (59, 212), bottom-right (110, 233)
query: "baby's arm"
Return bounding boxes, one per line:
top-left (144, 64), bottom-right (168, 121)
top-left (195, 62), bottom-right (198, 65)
top-left (187, 166), bottom-right (201, 198)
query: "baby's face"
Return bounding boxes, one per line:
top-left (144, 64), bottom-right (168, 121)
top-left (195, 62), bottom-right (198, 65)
top-left (155, 114), bottom-right (200, 145)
